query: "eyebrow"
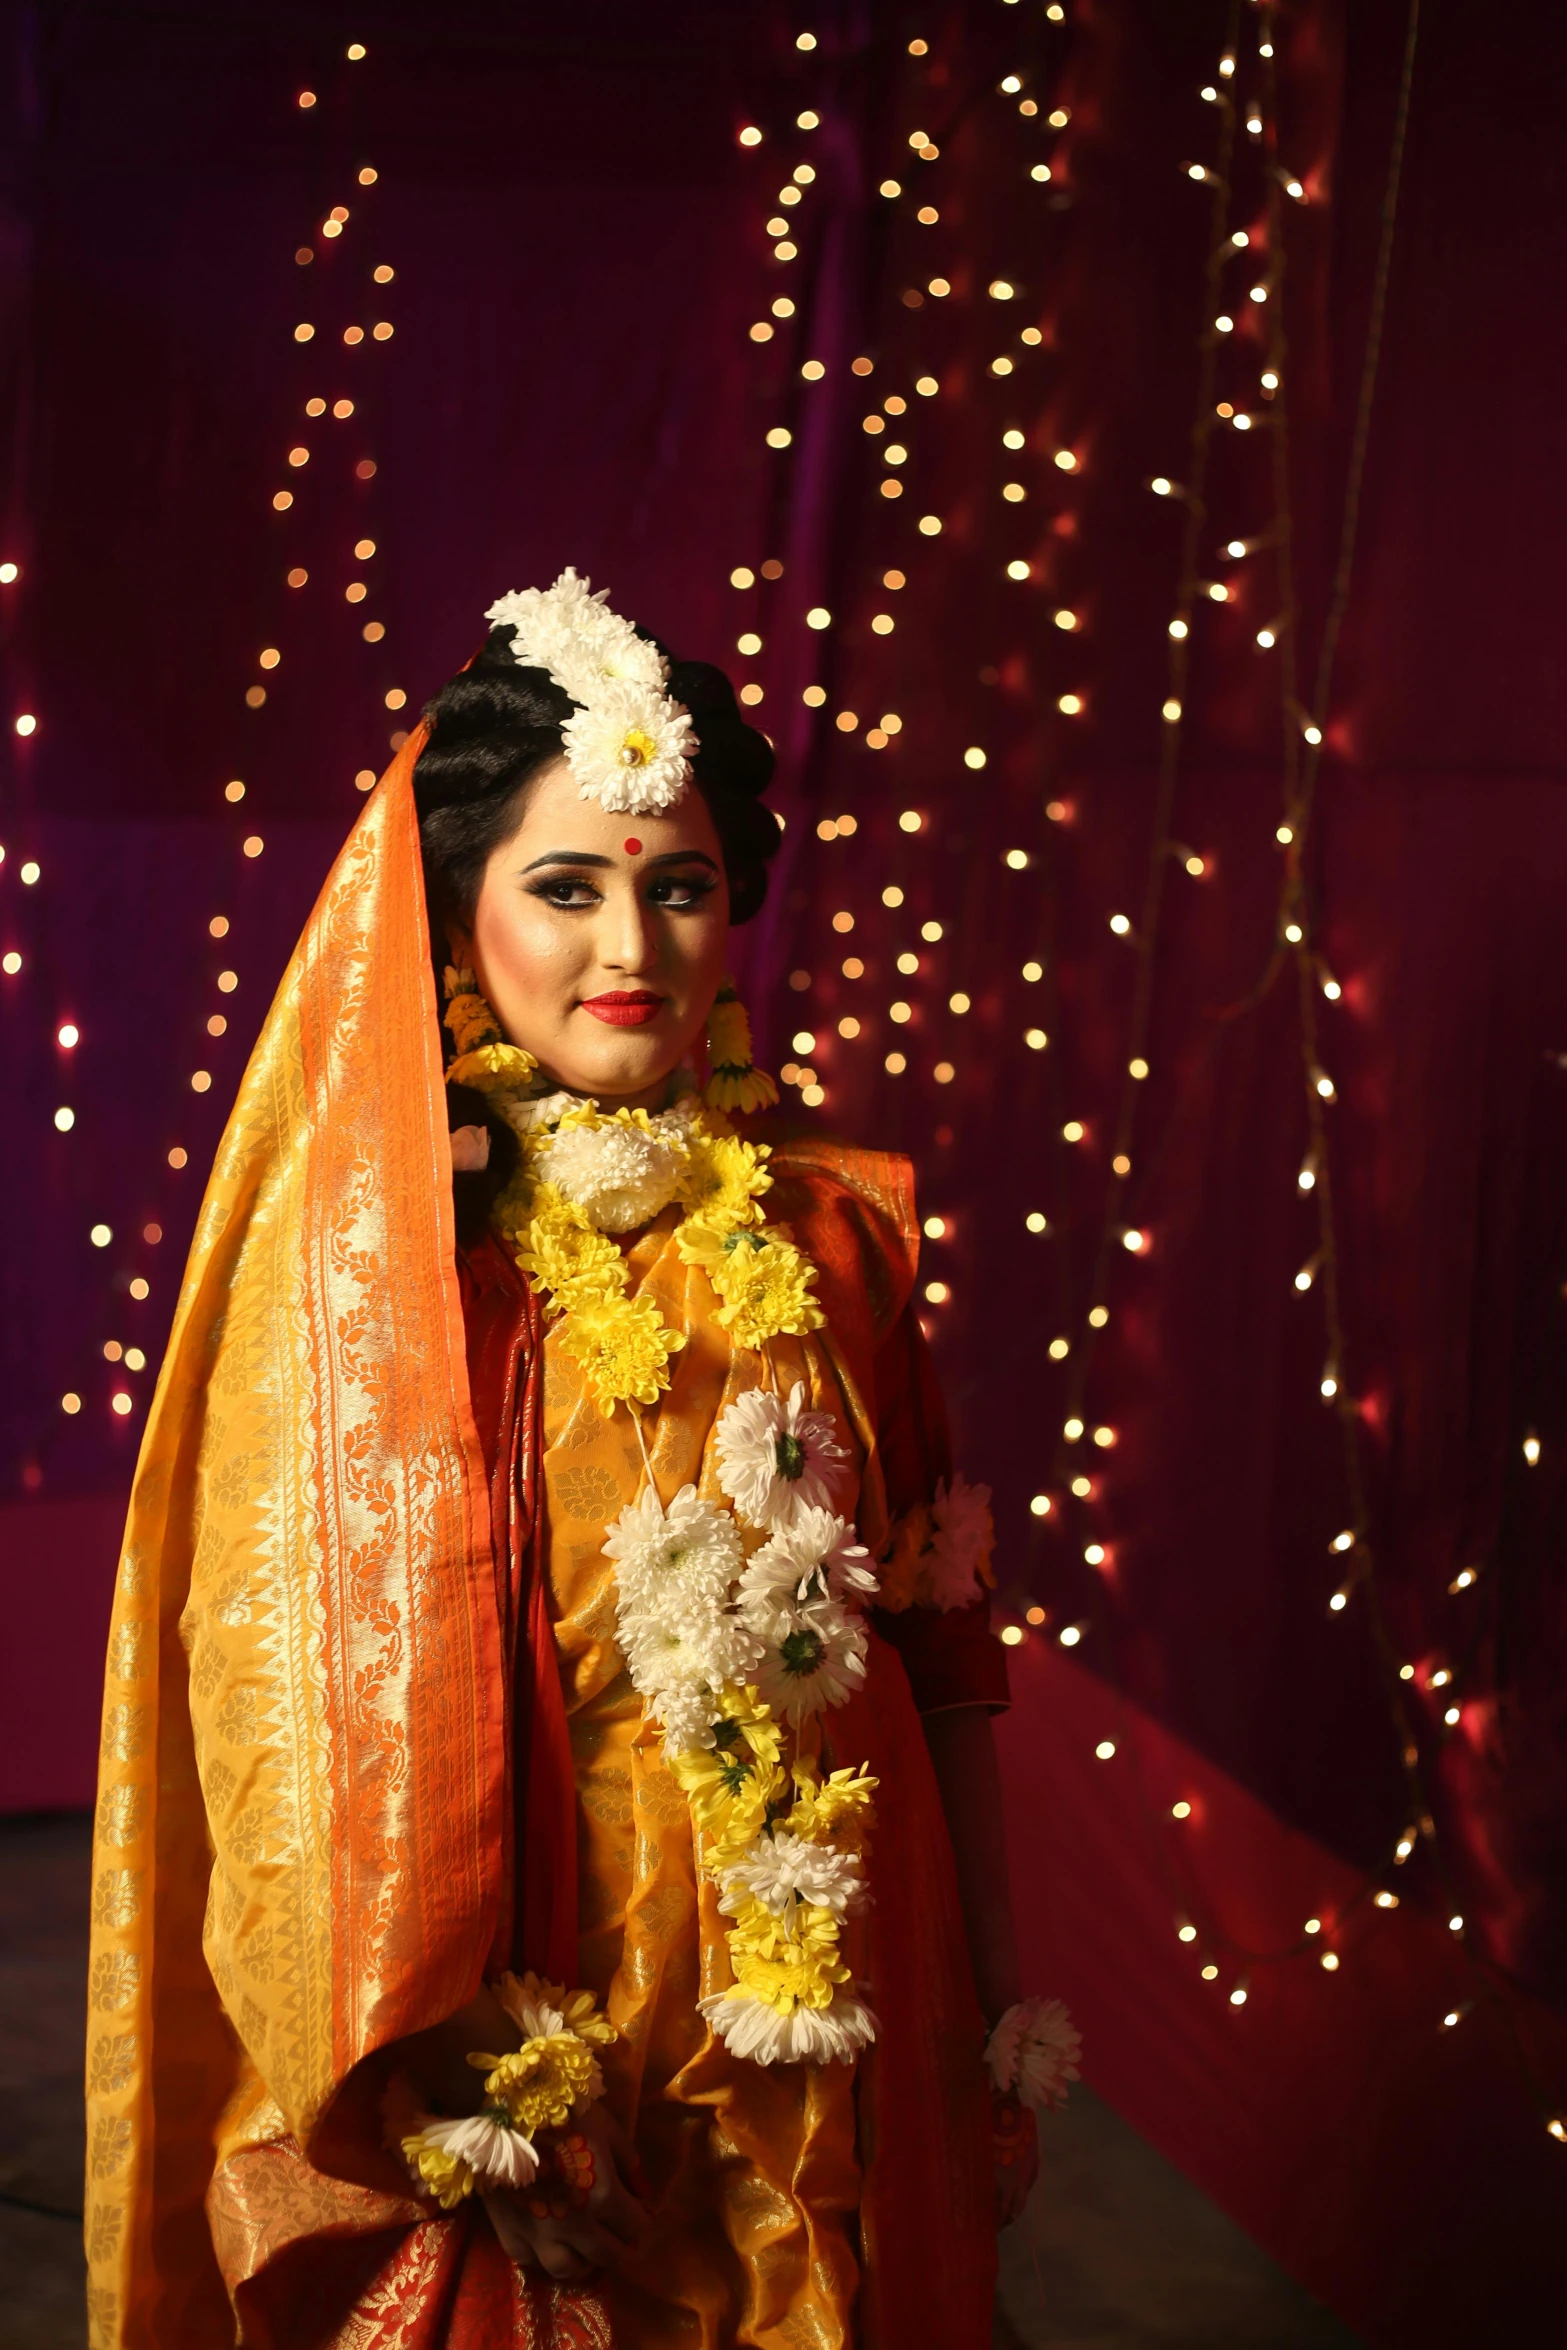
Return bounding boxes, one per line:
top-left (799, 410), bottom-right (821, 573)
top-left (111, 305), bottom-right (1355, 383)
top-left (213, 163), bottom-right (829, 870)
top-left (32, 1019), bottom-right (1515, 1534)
top-left (520, 848), bottom-right (721, 874)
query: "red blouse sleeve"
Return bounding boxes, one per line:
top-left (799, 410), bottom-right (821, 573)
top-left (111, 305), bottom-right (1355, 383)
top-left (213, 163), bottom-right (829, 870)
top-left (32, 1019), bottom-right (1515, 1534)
top-left (868, 1304), bottom-right (1011, 1716)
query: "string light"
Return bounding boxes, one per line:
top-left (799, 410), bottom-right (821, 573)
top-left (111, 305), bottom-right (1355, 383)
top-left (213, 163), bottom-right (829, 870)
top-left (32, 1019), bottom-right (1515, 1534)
top-left (20, 73), bottom-right (418, 1461)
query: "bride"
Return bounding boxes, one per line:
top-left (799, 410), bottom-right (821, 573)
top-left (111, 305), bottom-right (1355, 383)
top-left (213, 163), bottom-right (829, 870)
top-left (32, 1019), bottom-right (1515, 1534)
top-left (85, 572), bottom-right (1073, 2348)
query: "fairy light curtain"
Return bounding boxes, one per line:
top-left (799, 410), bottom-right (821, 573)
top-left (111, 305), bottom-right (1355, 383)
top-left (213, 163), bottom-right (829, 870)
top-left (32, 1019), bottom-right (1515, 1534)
top-left (2, 1), bottom-right (1565, 2339)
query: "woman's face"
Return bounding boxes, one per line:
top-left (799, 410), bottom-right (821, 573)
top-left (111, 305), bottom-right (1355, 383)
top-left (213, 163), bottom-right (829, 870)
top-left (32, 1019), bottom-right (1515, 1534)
top-left (451, 756), bottom-right (732, 1109)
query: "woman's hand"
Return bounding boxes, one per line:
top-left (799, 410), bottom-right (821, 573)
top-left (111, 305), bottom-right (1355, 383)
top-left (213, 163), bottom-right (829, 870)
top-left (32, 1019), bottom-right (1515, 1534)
top-left (481, 2100), bottom-right (654, 2280)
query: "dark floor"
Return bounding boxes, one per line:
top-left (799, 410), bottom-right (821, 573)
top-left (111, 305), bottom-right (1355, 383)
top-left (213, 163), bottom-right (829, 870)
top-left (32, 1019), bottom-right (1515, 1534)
top-left (1, 1814), bottom-right (1360, 2349)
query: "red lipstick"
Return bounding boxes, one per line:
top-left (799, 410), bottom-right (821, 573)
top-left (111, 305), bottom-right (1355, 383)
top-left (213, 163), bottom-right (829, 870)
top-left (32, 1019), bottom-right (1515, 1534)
top-left (581, 989), bottom-right (665, 1028)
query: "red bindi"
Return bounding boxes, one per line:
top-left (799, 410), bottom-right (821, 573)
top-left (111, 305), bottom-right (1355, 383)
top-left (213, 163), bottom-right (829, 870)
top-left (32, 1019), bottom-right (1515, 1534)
top-left (623, 836), bottom-right (642, 855)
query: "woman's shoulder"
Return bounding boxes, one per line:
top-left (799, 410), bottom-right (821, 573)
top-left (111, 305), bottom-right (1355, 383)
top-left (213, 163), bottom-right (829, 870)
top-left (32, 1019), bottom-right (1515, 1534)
top-left (745, 1119), bottom-right (920, 1345)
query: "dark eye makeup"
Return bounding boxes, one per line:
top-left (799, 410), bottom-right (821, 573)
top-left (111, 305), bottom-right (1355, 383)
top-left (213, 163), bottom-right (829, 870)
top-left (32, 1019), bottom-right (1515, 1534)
top-left (525, 869), bottom-right (719, 913)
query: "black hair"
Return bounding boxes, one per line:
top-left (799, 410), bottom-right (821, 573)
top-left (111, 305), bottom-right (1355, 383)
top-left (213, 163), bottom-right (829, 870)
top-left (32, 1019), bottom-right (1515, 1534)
top-left (413, 625), bottom-right (781, 945)
top-left (414, 622), bottom-right (780, 1245)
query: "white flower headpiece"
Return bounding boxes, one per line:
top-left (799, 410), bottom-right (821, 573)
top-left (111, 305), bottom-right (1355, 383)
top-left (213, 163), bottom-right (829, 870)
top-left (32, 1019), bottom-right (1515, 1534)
top-left (485, 567), bottom-right (698, 815)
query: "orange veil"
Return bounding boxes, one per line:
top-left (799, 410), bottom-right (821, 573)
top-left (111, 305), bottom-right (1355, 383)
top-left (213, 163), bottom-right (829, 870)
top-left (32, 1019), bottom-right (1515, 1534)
top-left (84, 734), bottom-right (511, 2344)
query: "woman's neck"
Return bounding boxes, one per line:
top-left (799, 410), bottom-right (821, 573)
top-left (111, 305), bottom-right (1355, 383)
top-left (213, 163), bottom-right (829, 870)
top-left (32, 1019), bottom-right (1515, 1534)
top-left (538, 1070), bottom-right (685, 1117)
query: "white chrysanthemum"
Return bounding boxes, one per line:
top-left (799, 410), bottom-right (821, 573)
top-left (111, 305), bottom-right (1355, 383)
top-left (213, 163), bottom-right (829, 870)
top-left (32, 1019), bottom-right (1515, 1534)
top-left (535, 1114), bottom-right (689, 1233)
top-left (615, 1600), bottom-right (766, 1751)
top-left (487, 568), bottom-right (610, 673)
top-left (926, 1471), bottom-right (994, 1611)
top-left (715, 1383), bottom-right (850, 1531)
top-left (752, 1596), bottom-right (867, 1726)
top-left (604, 1482), bottom-right (742, 1602)
top-left (418, 2109), bottom-right (539, 2190)
top-left (562, 680), bottom-right (697, 815)
top-left (604, 1485), bottom-right (758, 1745)
top-left (984, 1995), bottom-right (1082, 2109)
top-left (492, 1985), bottom-right (568, 2042)
top-left (737, 1507), bottom-right (876, 1619)
top-left (554, 616), bottom-right (668, 705)
top-left (698, 1988), bottom-right (877, 2067)
top-left (719, 1829), bottom-right (866, 1922)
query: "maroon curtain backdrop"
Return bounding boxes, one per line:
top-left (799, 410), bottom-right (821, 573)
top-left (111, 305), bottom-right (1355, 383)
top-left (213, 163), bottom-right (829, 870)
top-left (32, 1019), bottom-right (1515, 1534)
top-left (2, 2), bottom-right (1563, 2339)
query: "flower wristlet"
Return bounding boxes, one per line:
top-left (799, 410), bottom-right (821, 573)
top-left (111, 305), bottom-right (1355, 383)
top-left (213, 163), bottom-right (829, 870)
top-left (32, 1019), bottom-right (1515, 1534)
top-left (400, 1972), bottom-right (617, 2208)
top-left (984, 1996), bottom-right (1082, 2110)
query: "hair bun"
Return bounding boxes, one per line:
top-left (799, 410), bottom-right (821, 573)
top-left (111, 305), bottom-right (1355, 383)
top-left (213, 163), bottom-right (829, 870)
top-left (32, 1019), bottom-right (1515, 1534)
top-left (667, 659), bottom-right (774, 799)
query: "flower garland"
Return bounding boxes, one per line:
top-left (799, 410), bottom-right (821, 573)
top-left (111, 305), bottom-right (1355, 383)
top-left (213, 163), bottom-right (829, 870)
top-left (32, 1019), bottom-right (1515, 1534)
top-left (599, 1377), bottom-right (890, 2067)
top-left (703, 981), bottom-right (778, 1116)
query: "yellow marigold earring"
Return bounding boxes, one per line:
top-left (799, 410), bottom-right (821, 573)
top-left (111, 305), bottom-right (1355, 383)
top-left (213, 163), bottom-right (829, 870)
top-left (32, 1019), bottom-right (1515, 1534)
top-left (442, 965), bottom-right (538, 1097)
top-left (702, 979), bottom-right (778, 1115)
